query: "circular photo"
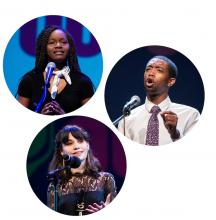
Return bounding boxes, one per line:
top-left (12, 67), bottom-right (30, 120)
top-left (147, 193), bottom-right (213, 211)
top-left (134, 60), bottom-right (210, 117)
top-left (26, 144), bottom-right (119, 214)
top-left (105, 45), bottom-right (205, 146)
top-left (26, 116), bottom-right (126, 216)
top-left (3, 15), bottom-right (103, 115)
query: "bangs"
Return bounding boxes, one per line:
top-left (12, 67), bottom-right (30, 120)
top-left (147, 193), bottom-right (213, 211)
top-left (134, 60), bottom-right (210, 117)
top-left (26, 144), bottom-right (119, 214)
top-left (56, 125), bottom-right (90, 147)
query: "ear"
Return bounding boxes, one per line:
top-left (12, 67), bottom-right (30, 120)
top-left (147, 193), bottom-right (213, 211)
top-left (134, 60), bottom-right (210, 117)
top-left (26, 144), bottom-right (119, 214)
top-left (167, 77), bottom-right (176, 87)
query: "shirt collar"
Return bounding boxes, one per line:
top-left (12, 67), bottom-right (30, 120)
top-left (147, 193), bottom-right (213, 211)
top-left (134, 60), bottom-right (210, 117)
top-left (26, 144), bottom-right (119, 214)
top-left (145, 96), bottom-right (171, 113)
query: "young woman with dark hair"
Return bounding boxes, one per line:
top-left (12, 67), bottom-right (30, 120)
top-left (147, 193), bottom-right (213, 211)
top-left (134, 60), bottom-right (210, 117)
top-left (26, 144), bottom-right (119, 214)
top-left (17, 25), bottom-right (94, 114)
top-left (47, 125), bottom-right (117, 216)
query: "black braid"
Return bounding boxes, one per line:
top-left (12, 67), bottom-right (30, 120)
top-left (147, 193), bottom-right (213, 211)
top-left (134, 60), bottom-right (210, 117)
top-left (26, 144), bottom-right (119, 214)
top-left (35, 25), bottom-right (80, 73)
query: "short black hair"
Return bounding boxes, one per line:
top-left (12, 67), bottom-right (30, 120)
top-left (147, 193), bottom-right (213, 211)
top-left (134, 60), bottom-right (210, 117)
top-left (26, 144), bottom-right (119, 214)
top-left (147, 55), bottom-right (178, 78)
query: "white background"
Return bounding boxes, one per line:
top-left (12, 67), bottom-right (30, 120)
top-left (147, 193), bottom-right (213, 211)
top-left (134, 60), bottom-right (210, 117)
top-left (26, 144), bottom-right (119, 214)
top-left (0, 0), bottom-right (215, 219)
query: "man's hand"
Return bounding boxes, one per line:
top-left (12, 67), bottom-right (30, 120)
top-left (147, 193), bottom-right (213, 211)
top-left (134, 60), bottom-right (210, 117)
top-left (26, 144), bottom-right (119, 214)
top-left (161, 111), bottom-right (180, 141)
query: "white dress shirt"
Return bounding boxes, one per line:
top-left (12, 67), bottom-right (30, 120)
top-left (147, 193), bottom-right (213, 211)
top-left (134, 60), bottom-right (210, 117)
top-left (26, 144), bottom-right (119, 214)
top-left (118, 96), bottom-right (200, 145)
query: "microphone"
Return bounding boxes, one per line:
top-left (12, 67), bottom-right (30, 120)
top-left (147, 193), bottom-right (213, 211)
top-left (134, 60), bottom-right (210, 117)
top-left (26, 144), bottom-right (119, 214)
top-left (123, 95), bottom-right (141, 115)
top-left (63, 154), bottom-right (81, 168)
top-left (45, 62), bottom-right (56, 85)
top-left (47, 155), bottom-right (81, 180)
top-left (34, 62), bottom-right (56, 112)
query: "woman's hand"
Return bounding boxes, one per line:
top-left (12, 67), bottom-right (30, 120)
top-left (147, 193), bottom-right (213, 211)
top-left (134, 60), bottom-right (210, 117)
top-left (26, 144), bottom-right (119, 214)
top-left (85, 193), bottom-right (112, 213)
top-left (40, 101), bottom-right (65, 115)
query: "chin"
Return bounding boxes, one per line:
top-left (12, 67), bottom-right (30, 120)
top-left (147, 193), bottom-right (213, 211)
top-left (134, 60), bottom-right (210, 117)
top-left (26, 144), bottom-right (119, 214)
top-left (145, 87), bottom-right (156, 93)
top-left (52, 58), bottom-right (67, 64)
top-left (76, 155), bottom-right (84, 160)
top-left (146, 90), bottom-right (159, 97)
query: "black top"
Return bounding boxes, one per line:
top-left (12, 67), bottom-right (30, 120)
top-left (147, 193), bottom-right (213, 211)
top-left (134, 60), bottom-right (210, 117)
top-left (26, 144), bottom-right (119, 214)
top-left (17, 69), bottom-right (94, 113)
top-left (47, 172), bottom-right (117, 216)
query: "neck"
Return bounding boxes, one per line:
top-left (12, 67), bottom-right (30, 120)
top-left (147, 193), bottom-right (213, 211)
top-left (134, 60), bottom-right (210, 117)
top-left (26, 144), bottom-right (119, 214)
top-left (48, 61), bottom-right (67, 71)
top-left (147, 93), bottom-right (168, 105)
top-left (55, 64), bottom-right (66, 70)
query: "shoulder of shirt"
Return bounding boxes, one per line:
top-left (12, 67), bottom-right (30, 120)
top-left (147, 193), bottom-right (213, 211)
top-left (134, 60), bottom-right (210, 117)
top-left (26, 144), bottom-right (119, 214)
top-left (99, 172), bottom-right (115, 179)
top-left (20, 69), bottom-right (39, 80)
top-left (70, 70), bottom-right (91, 81)
top-left (170, 102), bottom-right (200, 114)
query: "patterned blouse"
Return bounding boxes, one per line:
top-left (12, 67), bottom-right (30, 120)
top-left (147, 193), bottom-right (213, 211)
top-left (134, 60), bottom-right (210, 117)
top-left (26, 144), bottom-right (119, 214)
top-left (47, 172), bottom-right (117, 215)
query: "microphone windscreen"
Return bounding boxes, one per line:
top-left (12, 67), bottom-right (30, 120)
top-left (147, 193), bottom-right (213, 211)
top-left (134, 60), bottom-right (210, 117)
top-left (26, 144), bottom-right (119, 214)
top-left (46, 62), bottom-right (56, 69)
top-left (131, 95), bottom-right (141, 105)
top-left (63, 154), bottom-right (81, 168)
top-left (70, 156), bottom-right (82, 168)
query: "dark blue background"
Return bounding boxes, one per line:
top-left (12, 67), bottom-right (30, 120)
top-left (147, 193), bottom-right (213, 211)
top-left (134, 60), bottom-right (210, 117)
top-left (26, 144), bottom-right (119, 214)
top-left (105, 45), bottom-right (205, 123)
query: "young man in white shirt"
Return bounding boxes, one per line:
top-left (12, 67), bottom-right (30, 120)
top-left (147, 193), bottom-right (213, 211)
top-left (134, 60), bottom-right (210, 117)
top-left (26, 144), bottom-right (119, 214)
top-left (118, 56), bottom-right (200, 146)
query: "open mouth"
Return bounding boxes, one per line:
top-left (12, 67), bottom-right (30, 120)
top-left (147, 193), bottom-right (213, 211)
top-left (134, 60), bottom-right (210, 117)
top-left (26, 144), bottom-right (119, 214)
top-left (145, 78), bottom-right (155, 87)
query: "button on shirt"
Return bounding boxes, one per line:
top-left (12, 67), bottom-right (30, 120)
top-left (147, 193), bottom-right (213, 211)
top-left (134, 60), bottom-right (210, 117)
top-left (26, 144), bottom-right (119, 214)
top-left (118, 97), bottom-right (200, 145)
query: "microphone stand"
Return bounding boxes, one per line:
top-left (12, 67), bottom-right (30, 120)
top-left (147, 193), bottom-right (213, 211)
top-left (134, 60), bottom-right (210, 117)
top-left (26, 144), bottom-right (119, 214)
top-left (47, 166), bottom-right (71, 211)
top-left (113, 96), bottom-right (141, 135)
top-left (35, 70), bottom-right (54, 113)
top-left (34, 83), bottom-right (49, 113)
top-left (113, 115), bottom-right (124, 126)
top-left (112, 107), bottom-right (131, 126)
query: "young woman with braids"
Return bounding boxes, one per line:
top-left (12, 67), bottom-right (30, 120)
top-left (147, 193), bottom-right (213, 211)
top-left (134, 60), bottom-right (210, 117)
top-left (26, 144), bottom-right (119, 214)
top-left (47, 125), bottom-right (117, 215)
top-left (17, 26), bottom-right (94, 114)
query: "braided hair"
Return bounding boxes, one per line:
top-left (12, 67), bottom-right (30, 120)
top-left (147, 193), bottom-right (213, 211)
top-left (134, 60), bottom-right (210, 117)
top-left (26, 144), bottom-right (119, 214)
top-left (35, 25), bottom-right (80, 73)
